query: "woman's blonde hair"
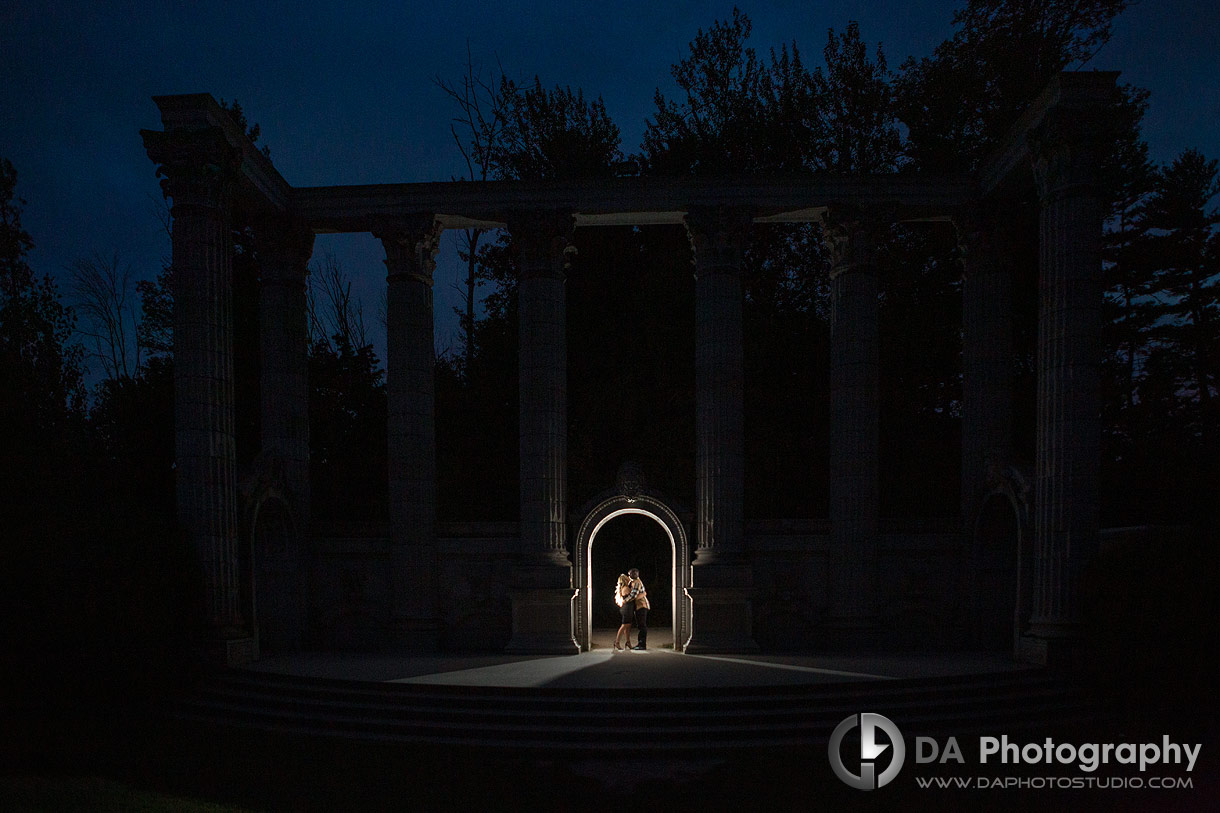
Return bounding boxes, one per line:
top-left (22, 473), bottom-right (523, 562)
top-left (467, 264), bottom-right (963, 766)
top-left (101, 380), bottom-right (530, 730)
top-left (615, 573), bottom-right (631, 607)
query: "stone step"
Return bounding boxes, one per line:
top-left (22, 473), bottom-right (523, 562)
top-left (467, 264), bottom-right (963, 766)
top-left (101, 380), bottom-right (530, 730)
top-left (170, 668), bottom-right (1106, 755)
top-left (186, 682), bottom-right (1089, 725)
top-left (171, 699), bottom-right (1103, 753)
top-left (208, 665), bottom-right (1061, 705)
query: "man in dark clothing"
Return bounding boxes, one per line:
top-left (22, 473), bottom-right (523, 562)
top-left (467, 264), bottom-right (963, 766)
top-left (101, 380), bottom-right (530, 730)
top-left (626, 567), bottom-right (649, 650)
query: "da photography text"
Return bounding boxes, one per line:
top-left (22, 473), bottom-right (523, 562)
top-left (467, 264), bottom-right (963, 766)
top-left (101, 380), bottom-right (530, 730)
top-left (919, 734), bottom-right (1202, 773)
top-left (828, 713), bottom-right (1203, 792)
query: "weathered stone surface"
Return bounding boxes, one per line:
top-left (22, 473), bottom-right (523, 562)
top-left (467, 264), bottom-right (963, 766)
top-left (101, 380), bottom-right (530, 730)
top-left (683, 207), bottom-right (758, 653)
top-left (378, 216), bottom-right (443, 648)
top-left (254, 218), bottom-right (314, 523)
top-left (686, 206), bottom-right (749, 559)
top-left (956, 215), bottom-right (1015, 526)
top-left (294, 175), bottom-right (972, 232)
top-left (505, 212), bottom-right (578, 653)
top-left (824, 212), bottom-right (882, 634)
top-left (145, 124), bottom-right (252, 658)
top-left (1023, 96), bottom-right (1109, 662)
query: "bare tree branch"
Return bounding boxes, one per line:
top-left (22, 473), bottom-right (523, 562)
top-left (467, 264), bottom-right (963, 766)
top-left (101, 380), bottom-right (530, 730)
top-left (68, 251), bottom-right (141, 380)
top-left (308, 252), bottom-right (370, 353)
top-left (433, 43), bottom-right (508, 369)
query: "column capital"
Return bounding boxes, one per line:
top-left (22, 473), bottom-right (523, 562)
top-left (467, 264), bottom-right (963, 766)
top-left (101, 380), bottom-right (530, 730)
top-left (375, 215), bottom-right (442, 286)
top-left (684, 205), bottom-right (752, 277)
top-left (141, 126), bottom-right (242, 212)
top-left (1028, 107), bottom-right (1109, 204)
top-left (506, 210), bottom-right (576, 280)
top-left (821, 208), bottom-right (890, 279)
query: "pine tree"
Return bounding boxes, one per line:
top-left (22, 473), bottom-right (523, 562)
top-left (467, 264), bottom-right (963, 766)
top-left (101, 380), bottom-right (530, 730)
top-left (1139, 149), bottom-right (1220, 413)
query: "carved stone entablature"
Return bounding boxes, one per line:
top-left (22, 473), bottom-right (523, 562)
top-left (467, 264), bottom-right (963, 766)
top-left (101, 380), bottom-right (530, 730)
top-left (820, 206), bottom-right (892, 279)
top-left (252, 216), bottom-right (316, 283)
top-left (506, 211), bottom-right (577, 280)
top-left (614, 460), bottom-right (646, 503)
top-left (374, 214), bottom-right (442, 286)
top-left (1028, 107), bottom-right (1109, 204)
top-left (141, 126), bottom-right (242, 213)
top-left (684, 205), bottom-right (753, 276)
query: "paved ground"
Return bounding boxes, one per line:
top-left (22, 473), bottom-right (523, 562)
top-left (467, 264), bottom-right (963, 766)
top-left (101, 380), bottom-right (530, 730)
top-left (245, 631), bottom-right (1028, 688)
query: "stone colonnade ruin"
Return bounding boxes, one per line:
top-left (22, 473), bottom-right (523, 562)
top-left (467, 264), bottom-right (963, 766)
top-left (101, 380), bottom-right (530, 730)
top-left (141, 72), bottom-right (1116, 665)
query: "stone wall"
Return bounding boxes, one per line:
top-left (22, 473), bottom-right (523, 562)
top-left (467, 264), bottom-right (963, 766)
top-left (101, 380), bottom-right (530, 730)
top-left (309, 518), bottom-right (966, 653)
top-left (747, 519), bottom-right (965, 651)
top-left (310, 522), bottom-right (391, 650)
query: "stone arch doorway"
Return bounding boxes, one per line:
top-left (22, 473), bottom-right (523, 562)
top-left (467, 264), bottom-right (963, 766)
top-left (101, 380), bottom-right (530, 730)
top-left (573, 494), bottom-right (692, 651)
top-left (250, 492), bottom-right (306, 653)
top-left (969, 488), bottom-right (1032, 655)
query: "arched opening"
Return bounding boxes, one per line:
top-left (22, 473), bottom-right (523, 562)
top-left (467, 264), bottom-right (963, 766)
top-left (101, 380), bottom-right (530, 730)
top-left (971, 493), bottom-right (1021, 651)
top-left (590, 513), bottom-right (671, 648)
top-left (573, 494), bottom-right (692, 652)
top-left (251, 495), bottom-right (304, 653)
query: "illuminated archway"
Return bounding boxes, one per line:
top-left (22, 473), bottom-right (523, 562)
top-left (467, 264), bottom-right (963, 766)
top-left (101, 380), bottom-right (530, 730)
top-left (573, 494), bottom-right (691, 651)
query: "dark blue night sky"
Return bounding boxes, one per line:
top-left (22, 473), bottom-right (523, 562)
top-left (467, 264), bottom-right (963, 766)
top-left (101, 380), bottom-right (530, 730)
top-left (2, 1), bottom-right (1217, 364)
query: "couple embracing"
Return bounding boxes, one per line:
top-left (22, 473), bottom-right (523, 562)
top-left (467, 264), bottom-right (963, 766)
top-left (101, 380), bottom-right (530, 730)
top-left (613, 568), bottom-right (649, 651)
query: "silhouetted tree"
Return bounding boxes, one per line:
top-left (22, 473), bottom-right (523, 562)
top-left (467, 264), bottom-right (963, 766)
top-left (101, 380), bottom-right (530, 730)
top-left (493, 76), bottom-right (623, 181)
top-left (306, 254), bottom-right (387, 521)
top-left (896, 0), bottom-right (1129, 172)
top-left (1138, 149), bottom-right (1220, 412)
top-left (0, 158), bottom-right (86, 527)
top-left (813, 21), bottom-right (902, 173)
top-left (1102, 86), bottom-right (1156, 414)
top-left (0, 159), bottom-right (85, 425)
top-left (435, 46), bottom-right (508, 369)
top-left (68, 251), bottom-right (142, 381)
top-left (642, 8), bottom-right (769, 174)
top-left (135, 265), bottom-right (173, 359)
top-left (218, 98), bottom-right (271, 159)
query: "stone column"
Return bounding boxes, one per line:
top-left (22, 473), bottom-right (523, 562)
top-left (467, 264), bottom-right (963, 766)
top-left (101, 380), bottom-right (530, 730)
top-left (250, 219), bottom-right (314, 653)
top-left (957, 217), bottom-right (1014, 527)
top-left (1022, 109), bottom-right (1106, 665)
top-left (142, 126), bottom-right (253, 664)
top-left (683, 207), bottom-right (758, 653)
top-left (255, 220), bottom-right (314, 524)
top-left (505, 211), bottom-right (579, 654)
top-left (824, 215), bottom-right (881, 639)
top-left (377, 216), bottom-right (442, 649)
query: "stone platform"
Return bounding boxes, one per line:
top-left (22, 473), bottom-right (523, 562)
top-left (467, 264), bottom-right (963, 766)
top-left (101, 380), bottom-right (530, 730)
top-left (156, 646), bottom-right (1136, 810)
top-left (244, 639), bottom-right (1027, 689)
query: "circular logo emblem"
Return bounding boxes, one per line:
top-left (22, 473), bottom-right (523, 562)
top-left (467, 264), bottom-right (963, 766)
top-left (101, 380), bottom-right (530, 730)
top-left (828, 712), bottom-right (905, 790)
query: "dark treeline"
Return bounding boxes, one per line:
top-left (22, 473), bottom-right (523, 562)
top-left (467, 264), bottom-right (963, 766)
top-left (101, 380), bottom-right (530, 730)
top-left (2, 1), bottom-right (1218, 703)
top-left (429, 3), bottom-right (1219, 526)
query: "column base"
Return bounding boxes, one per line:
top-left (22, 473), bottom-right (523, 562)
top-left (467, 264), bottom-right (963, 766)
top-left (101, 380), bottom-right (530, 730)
top-left (682, 587), bottom-right (758, 654)
top-left (505, 588), bottom-right (579, 655)
top-left (206, 636), bottom-right (257, 667)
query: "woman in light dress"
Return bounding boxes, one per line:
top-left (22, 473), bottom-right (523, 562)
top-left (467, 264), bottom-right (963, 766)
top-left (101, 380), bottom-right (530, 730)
top-left (613, 573), bottom-right (634, 651)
